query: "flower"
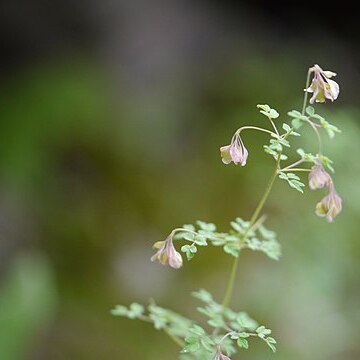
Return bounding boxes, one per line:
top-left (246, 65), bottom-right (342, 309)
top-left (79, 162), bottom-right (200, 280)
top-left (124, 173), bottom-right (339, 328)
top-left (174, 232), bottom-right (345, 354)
top-left (308, 164), bottom-right (332, 190)
top-left (150, 232), bottom-right (183, 269)
top-left (213, 347), bottom-right (231, 360)
top-left (315, 185), bottom-right (343, 222)
top-left (220, 133), bottom-right (248, 166)
top-left (306, 64), bottom-right (339, 104)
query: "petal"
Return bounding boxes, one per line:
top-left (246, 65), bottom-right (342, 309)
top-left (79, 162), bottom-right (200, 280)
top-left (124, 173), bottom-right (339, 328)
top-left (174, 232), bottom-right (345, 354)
top-left (229, 142), bottom-right (243, 164)
top-left (220, 145), bottom-right (232, 164)
top-left (168, 250), bottom-right (183, 269)
top-left (325, 78), bottom-right (340, 101)
top-left (322, 70), bottom-right (337, 78)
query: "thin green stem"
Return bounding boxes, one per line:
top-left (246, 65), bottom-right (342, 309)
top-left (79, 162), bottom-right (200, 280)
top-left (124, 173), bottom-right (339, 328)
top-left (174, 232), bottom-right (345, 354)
top-left (268, 117), bottom-right (280, 136)
top-left (138, 314), bottom-right (184, 348)
top-left (222, 255), bottom-right (240, 308)
top-left (302, 69), bottom-right (312, 116)
top-left (222, 157), bottom-right (281, 308)
top-left (237, 126), bottom-right (277, 137)
top-left (249, 158), bottom-right (281, 226)
top-left (163, 328), bottom-right (185, 347)
top-left (281, 158), bottom-right (305, 171)
top-left (305, 118), bottom-right (323, 154)
top-left (281, 168), bottom-right (311, 172)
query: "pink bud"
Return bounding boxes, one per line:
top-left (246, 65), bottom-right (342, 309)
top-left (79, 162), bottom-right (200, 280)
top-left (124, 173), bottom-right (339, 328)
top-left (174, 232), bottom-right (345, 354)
top-left (151, 232), bottom-right (183, 269)
top-left (220, 134), bottom-right (248, 166)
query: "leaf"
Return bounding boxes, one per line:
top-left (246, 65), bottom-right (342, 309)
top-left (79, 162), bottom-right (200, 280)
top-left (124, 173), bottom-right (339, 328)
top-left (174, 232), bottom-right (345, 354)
top-left (181, 245), bottom-right (195, 260)
top-left (282, 123), bottom-right (291, 132)
top-left (287, 110), bottom-right (302, 118)
top-left (183, 336), bottom-right (201, 353)
top-left (194, 235), bottom-right (208, 246)
top-left (266, 337), bottom-right (277, 353)
top-left (111, 305), bottom-right (129, 317)
top-left (128, 303), bottom-right (145, 318)
top-left (183, 224), bottom-right (195, 231)
top-left (286, 172), bottom-right (300, 180)
top-left (224, 243), bottom-right (240, 258)
top-left (291, 118), bottom-right (303, 129)
top-left (305, 106), bottom-right (315, 116)
top-left (237, 338), bottom-right (249, 349)
top-left (257, 104), bottom-right (279, 119)
top-left (183, 233), bottom-right (195, 241)
top-left (238, 332), bottom-right (250, 338)
top-left (189, 325), bottom-right (207, 336)
top-left (256, 326), bottom-right (272, 338)
top-left (197, 221), bottom-right (216, 232)
top-left (230, 221), bottom-right (244, 233)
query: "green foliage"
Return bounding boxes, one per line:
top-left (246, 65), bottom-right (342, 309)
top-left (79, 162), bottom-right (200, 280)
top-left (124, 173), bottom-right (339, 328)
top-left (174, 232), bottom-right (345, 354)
top-left (175, 218), bottom-right (281, 261)
top-left (306, 106), bottom-right (341, 138)
top-left (288, 106), bottom-right (341, 138)
top-left (257, 104), bottom-right (280, 119)
top-left (112, 290), bottom-right (277, 359)
top-left (287, 109), bottom-right (308, 129)
top-left (278, 171), bottom-right (306, 193)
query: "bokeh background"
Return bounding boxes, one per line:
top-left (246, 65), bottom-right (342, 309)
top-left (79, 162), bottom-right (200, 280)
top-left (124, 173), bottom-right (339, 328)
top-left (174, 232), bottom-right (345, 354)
top-left (0, 1), bottom-right (359, 359)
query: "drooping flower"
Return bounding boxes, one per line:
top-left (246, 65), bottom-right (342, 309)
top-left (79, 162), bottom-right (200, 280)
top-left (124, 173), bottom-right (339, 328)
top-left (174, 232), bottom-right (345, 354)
top-left (308, 164), bottom-right (332, 190)
top-left (315, 185), bottom-right (343, 222)
top-left (306, 64), bottom-right (339, 104)
top-left (150, 231), bottom-right (183, 269)
top-left (213, 347), bottom-right (231, 360)
top-left (220, 133), bottom-right (248, 166)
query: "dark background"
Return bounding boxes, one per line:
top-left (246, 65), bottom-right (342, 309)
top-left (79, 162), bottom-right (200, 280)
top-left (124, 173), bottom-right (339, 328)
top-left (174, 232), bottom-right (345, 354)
top-left (0, 1), bottom-right (359, 359)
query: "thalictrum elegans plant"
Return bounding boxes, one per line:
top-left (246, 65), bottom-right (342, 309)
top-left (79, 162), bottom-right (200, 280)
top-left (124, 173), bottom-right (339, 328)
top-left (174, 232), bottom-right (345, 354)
top-left (112, 64), bottom-right (343, 359)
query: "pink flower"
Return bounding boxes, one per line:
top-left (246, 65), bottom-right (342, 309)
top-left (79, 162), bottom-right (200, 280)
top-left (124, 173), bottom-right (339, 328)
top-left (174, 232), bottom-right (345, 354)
top-left (308, 164), bottom-right (332, 190)
top-left (306, 64), bottom-right (339, 104)
top-left (213, 347), bottom-right (231, 360)
top-left (220, 133), bottom-right (248, 166)
top-left (315, 185), bottom-right (343, 223)
top-left (151, 232), bottom-right (183, 269)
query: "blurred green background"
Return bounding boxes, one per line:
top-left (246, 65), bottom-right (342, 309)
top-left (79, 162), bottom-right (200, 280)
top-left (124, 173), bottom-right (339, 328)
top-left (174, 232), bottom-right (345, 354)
top-left (0, 1), bottom-right (359, 359)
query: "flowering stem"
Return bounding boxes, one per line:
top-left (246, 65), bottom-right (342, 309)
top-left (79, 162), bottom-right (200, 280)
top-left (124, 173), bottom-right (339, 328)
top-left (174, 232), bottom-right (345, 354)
top-left (305, 118), bottom-right (323, 154)
top-left (237, 126), bottom-right (277, 137)
top-left (222, 157), bottom-right (281, 308)
top-left (280, 168), bottom-right (310, 172)
top-left (267, 117), bottom-right (280, 136)
top-left (302, 68), bottom-right (312, 116)
top-left (281, 158), bottom-right (305, 171)
top-left (221, 254), bottom-right (240, 308)
top-left (173, 228), bottom-right (198, 236)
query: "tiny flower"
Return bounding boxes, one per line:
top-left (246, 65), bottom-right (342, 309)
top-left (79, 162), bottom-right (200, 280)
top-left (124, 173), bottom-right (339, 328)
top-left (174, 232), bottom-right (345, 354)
top-left (220, 133), bottom-right (248, 166)
top-left (315, 185), bottom-right (343, 222)
top-left (213, 347), bottom-right (231, 360)
top-left (306, 64), bottom-right (339, 104)
top-left (308, 164), bottom-right (332, 190)
top-left (151, 232), bottom-right (183, 269)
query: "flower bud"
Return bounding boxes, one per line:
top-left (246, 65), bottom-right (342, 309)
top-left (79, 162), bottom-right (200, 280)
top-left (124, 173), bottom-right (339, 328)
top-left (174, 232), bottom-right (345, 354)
top-left (308, 164), bottom-right (332, 190)
top-left (151, 232), bottom-right (183, 269)
top-left (315, 185), bottom-right (343, 222)
top-left (220, 133), bottom-right (248, 166)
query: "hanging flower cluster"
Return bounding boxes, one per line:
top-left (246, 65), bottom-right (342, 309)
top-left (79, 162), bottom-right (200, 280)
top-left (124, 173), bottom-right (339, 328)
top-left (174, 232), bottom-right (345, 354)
top-left (308, 164), bottom-right (342, 222)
